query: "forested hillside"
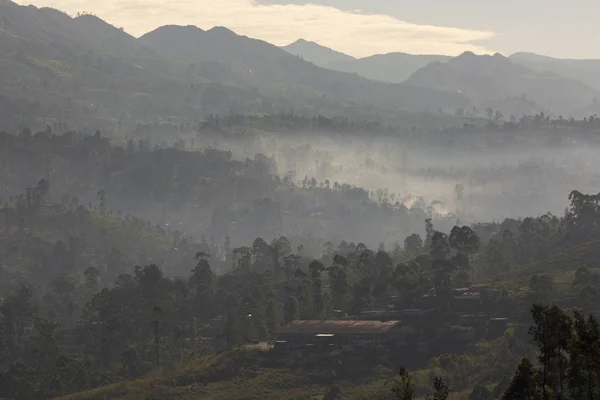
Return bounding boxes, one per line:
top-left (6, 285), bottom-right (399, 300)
top-left (0, 0), bottom-right (472, 134)
top-left (405, 52), bottom-right (600, 117)
top-left (0, 127), bottom-right (459, 248)
top-left (3, 1), bottom-right (600, 399)
top-left (3, 174), bottom-right (600, 399)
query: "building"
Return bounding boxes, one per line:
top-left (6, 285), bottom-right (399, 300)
top-left (275, 320), bottom-right (401, 349)
top-left (452, 292), bottom-right (483, 313)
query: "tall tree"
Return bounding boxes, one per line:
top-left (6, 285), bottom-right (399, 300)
top-left (309, 261), bottom-right (325, 318)
top-left (430, 231), bottom-right (451, 261)
top-left (404, 234), bottom-right (423, 255)
top-left (569, 311), bottom-right (600, 400)
top-left (502, 358), bottom-right (541, 400)
top-left (391, 367), bottom-right (415, 400)
top-left (328, 262), bottom-right (349, 312)
top-left (428, 377), bottom-right (450, 400)
top-left (265, 289), bottom-right (280, 335)
top-left (271, 236), bottom-right (291, 282)
top-left (283, 296), bottom-right (299, 324)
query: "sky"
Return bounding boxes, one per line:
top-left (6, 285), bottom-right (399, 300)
top-left (14, 0), bottom-right (600, 59)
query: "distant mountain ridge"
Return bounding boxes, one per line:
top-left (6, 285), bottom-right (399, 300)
top-left (510, 52), bottom-right (600, 91)
top-left (405, 51), bottom-right (600, 116)
top-left (1, 0), bottom-right (600, 129)
top-left (138, 24), bottom-right (469, 112)
top-left (279, 40), bottom-right (600, 116)
top-left (326, 52), bottom-right (451, 83)
top-left (281, 39), bottom-right (355, 66)
top-left (280, 40), bottom-right (450, 83)
top-left (0, 0), bottom-right (470, 130)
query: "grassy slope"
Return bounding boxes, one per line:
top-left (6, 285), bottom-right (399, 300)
top-left (0, 205), bottom-right (178, 279)
top-left (490, 239), bottom-right (600, 295)
top-left (56, 330), bottom-right (521, 400)
top-left (55, 349), bottom-right (446, 400)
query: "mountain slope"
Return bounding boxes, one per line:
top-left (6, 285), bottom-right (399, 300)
top-left (0, 1), bottom-right (185, 126)
top-left (139, 25), bottom-right (469, 113)
top-left (492, 239), bottom-right (600, 295)
top-left (405, 51), bottom-right (600, 116)
top-left (0, 0), bottom-right (469, 129)
top-left (326, 52), bottom-right (450, 83)
top-left (510, 52), bottom-right (600, 91)
top-left (281, 38), bottom-right (355, 66)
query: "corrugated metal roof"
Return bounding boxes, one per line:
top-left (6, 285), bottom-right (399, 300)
top-left (276, 320), bottom-right (400, 335)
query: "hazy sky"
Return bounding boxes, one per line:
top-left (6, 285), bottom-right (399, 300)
top-left (16, 0), bottom-right (600, 58)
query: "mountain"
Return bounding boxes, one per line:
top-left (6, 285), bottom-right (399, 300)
top-left (326, 52), bottom-right (450, 83)
top-left (405, 51), bottom-right (600, 116)
top-left (281, 41), bottom-right (450, 85)
top-left (0, 3), bottom-right (165, 129)
top-left (139, 25), bottom-right (468, 113)
top-left (0, 0), bottom-right (469, 130)
top-left (510, 52), bottom-right (600, 91)
top-left (281, 38), bottom-right (355, 66)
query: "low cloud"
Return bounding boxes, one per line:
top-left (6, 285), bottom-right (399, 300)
top-left (18, 0), bottom-right (496, 57)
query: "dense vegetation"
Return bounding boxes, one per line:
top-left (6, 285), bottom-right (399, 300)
top-left (2, 154), bottom-right (600, 398)
top-left (4, 1), bottom-right (600, 399)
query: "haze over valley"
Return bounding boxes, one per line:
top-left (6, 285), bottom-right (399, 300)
top-left (3, 1), bottom-right (600, 399)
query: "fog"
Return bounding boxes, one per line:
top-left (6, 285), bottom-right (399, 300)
top-left (186, 129), bottom-right (599, 225)
top-left (3, 123), bottom-right (600, 253)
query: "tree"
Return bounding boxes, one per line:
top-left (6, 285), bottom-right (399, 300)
top-left (283, 296), bottom-right (299, 323)
top-left (271, 236), bottom-right (291, 281)
top-left (449, 226), bottom-right (480, 257)
top-left (1, 284), bottom-right (37, 349)
top-left (152, 305), bottom-right (163, 371)
top-left (569, 311), bottom-right (600, 400)
top-left (309, 261), bottom-right (325, 318)
top-left (120, 346), bottom-right (140, 379)
top-left (190, 253), bottom-right (214, 319)
top-left (97, 190), bottom-right (106, 213)
top-left (529, 276), bottom-right (554, 304)
top-left (424, 219), bottom-right (435, 248)
top-left (224, 295), bottom-right (241, 349)
top-left (528, 304), bottom-right (571, 399)
top-left (427, 377), bottom-right (449, 400)
top-left (265, 289), bottom-right (280, 335)
top-left (502, 358), bottom-right (541, 400)
top-left (350, 277), bottom-right (372, 315)
top-left (404, 234), bottom-right (423, 255)
top-left (391, 367), bottom-right (415, 400)
top-left (469, 385), bottom-right (491, 400)
top-left (374, 250), bottom-right (394, 296)
top-left (190, 253), bottom-right (213, 293)
top-left (323, 386), bottom-right (342, 400)
top-left (328, 263), bottom-right (349, 311)
top-left (232, 247), bottom-right (252, 273)
top-left (83, 266), bottom-right (100, 295)
top-left (430, 231), bottom-right (451, 260)
top-left (137, 264), bottom-right (163, 300)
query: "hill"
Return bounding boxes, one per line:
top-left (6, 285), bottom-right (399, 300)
top-left (492, 239), bottom-right (600, 296)
top-left (281, 38), bottom-right (355, 66)
top-left (510, 52), bottom-right (600, 104)
top-left (0, 0), bottom-right (469, 131)
top-left (138, 25), bottom-right (469, 114)
top-left (405, 51), bottom-right (600, 117)
top-left (55, 341), bottom-right (519, 400)
top-left (0, 1), bottom-right (191, 128)
top-left (54, 349), bottom-right (392, 400)
top-left (279, 42), bottom-right (451, 85)
top-left (326, 52), bottom-right (450, 84)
